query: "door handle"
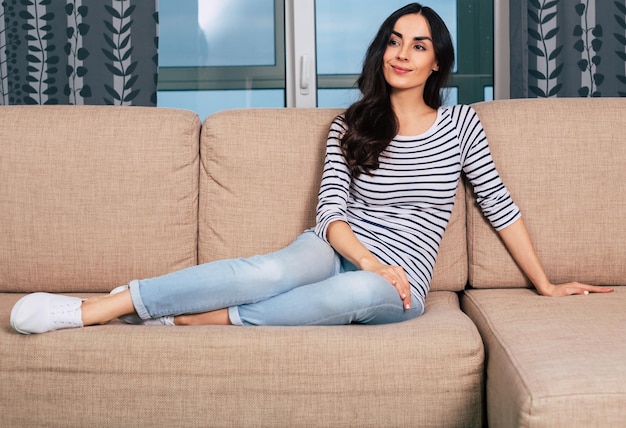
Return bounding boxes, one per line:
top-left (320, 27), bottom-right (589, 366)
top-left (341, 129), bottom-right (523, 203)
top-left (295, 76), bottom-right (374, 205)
top-left (300, 55), bottom-right (310, 95)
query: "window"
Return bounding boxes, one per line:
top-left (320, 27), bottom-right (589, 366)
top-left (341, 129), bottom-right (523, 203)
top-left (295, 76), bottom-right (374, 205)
top-left (158, 0), bottom-right (285, 119)
top-left (314, 0), bottom-right (458, 108)
top-left (157, 0), bottom-right (493, 120)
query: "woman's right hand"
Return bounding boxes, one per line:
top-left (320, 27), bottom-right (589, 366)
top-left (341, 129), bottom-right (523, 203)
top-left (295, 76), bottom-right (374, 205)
top-left (361, 259), bottom-right (412, 310)
top-left (326, 221), bottom-right (413, 310)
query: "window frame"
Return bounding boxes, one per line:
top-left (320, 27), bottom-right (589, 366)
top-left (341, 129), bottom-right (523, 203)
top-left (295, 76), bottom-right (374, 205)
top-left (157, 0), bottom-right (493, 105)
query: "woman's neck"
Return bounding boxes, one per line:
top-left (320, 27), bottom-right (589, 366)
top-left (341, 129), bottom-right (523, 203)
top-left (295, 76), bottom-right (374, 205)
top-left (391, 92), bottom-right (438, 136)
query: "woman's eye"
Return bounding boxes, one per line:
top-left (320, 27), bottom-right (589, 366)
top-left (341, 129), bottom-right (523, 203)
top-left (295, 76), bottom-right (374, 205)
top-left (414, 44), bottom-right (426, 51)
top-left (388, 39), bottom-right (400, 46)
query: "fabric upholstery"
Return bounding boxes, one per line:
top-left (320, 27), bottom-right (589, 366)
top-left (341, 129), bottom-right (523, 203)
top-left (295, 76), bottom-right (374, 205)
top-left (198, 108), bottom-right (467, 292)
top-left (5, 99), bottom-right (624, 427)
top-left (0, 106), bottom-right (200, 292)
top-left (462, 288), bottom-right (626, 428)
top-left (468, 98), bottom-right (626, 288)
top-left (0, 291), bottom-right (483, 427)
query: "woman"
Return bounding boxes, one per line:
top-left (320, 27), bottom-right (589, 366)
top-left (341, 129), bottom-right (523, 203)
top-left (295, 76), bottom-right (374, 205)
top-left (10, 3), bottom-right (612, 334)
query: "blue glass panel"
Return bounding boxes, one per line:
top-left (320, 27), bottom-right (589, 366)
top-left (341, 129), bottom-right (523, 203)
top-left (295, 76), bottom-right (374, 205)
top-left (158, 89), bottom-right (285, 121)
top-left (315, 0), bottom-right (457, 75)
top-left (160, 0), bottom-right (276, 67)
top-left (318, 87), bottom-right (459, 108)
top-left (317, 88), bottom-right (361, 108)
top-left (484, 86), bottom-right (494, 101)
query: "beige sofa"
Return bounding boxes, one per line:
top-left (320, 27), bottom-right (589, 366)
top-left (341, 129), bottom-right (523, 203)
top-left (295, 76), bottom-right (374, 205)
top-left (0, 98), bottom-right (624, 427)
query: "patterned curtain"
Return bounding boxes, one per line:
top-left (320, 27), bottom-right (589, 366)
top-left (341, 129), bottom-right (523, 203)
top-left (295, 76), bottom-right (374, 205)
top-left (0, 0), bottom-right (158, 106)
top-left (511, 0), bottom-right (626, 98)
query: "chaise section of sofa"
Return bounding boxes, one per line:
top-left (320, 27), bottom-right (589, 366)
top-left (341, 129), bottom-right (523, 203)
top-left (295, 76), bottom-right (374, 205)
top-left (463, 288), bottom-right (626, 427)
top-left (462, 98), bottom-right (626, 427)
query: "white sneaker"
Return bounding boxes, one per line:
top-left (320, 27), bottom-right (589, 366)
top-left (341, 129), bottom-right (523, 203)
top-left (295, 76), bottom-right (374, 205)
top-left (110, 285), bottom-right (174, 326)
top-left (143, 316), bottom-right (175, 326)
top-left (10, 293), bottom-right (83, 334)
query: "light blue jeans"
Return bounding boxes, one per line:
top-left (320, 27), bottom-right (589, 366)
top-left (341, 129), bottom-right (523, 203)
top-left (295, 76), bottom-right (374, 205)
top-left (129, 231), bottom-right (424, 326)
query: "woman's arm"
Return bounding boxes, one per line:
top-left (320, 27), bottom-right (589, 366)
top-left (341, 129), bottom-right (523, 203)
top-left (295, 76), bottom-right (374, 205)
top-left (326, 220), bottom-right (413, 309)
top-left (498, 218), bottom-right (614, 296)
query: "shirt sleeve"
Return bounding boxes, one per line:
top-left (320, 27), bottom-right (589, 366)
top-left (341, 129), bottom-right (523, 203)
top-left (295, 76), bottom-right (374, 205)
top-left (456, 105), bottom-right (521, 231)
top-left (314, 116), bottom-right (352, 241)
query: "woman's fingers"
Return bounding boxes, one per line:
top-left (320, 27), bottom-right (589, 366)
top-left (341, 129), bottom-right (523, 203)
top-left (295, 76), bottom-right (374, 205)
top-left (584, 284), bottom-right (615, 293)
top-left (384, 267), bottom-right (412, 310)
top-left (555, 282), bottom-right (614, 296)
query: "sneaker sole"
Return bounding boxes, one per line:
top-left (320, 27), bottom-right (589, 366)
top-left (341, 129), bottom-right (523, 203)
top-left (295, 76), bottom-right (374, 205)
top-left (10, 295), bottom-right (32, 335)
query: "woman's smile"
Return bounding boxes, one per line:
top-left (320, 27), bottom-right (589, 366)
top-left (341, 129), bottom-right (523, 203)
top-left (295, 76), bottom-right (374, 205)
top-left (390, 64), bottom-right (412, 74)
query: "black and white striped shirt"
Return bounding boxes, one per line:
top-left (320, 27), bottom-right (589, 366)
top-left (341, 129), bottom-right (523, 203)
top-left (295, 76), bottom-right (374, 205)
top-left (314, 104), bottom-right (521, 304)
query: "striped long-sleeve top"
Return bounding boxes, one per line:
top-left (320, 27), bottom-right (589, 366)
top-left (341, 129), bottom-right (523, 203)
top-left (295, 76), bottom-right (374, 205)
top-left (314, 104), bottom-right (521, 306)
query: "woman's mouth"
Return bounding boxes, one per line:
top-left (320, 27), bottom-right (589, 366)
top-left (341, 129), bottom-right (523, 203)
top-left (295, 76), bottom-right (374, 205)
top-left (391, 65), bottom-right (411, 74)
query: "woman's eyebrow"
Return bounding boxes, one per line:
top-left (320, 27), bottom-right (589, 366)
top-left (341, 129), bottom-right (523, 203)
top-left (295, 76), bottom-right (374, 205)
top-left (391, 30), bottom-right (433, 42)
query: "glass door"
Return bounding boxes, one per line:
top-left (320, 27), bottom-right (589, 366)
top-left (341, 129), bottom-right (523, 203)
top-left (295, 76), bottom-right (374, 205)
top-left (157, 0), bottom-right (493, 118)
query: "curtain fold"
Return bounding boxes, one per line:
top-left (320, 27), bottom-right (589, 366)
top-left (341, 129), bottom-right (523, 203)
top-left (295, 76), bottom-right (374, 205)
top-left (510, 0), bottom-right (626, 98)
top-left (0, 0), bottom-right (158, 106)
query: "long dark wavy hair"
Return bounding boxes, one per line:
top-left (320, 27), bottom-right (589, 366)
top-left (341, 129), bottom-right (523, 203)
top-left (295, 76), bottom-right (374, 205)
top-left (341, 3), bottom-right (455, 177)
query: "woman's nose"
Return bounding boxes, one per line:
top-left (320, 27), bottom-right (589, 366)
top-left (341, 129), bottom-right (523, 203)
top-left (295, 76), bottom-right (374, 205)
top-left (397, 46), bottom-right (409, 61)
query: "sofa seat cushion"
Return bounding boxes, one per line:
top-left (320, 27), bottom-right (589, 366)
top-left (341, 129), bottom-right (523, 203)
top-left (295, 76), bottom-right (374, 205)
top-left (462, 288), bottom-right (626, 428)
top-left (0, 106), bottom-right (201, 293)
top-left (1, 291), bottom-right (483, 427)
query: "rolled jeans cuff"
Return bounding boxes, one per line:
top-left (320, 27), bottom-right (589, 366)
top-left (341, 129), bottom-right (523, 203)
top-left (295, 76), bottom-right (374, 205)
top-left (128, 279), bottom-right (151, 320)
top-left (228, 306), bottom-right (243, 326)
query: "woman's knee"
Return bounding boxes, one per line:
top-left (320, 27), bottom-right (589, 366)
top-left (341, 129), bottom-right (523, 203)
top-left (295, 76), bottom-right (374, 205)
top-left (238, 234), bottom-right (339, 287)
top-left (240, 256), bottom-right (288, 283)
top-left (335, 271), bottom-right (399, 305)
top-left (315, 271), bottom-right (417, 324)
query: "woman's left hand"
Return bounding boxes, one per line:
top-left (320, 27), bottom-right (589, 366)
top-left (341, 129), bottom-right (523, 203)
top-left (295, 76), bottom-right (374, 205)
top-left (539, 282), bottom-right (614, 297)
top-left (497, 220), bottom-right (615, 298)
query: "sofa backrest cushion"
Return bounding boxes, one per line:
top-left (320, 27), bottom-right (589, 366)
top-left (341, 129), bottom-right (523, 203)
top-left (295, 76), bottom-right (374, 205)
top-left (0, 106), bottom-right (201, 293)
top-left (468, 98), bottom-right (626, 288)
top-left (198, 108), bottom-right (467, 292)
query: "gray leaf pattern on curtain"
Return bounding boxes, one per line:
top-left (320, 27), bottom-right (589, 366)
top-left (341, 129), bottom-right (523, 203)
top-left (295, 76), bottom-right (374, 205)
top-left (616, 1), bottom-right (626, 95)
top-left (511, 0), bottom-right (626, 98)
top-left (0, 0), bottom-right (158, 106)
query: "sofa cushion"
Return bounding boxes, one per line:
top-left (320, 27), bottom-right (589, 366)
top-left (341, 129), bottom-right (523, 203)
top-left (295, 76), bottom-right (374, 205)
top-left (462, 288), bottom-right (626, 427)
top-left (198, 108), bottom-right (467, 291)
top-left (0, 290), bottom-right (483, 427)
top-left (468, 98), bottom-right (626, 288)
top-left (0, 106), bottom-right (201, 293)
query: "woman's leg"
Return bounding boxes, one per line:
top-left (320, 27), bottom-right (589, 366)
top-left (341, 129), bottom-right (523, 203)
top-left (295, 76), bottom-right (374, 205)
top-left (81, 290), bottom-right (136, 325)
top-left (229, 270), bottom-right (425, 326)
top-left (174, 309), bottom-right (231, 326)
top-left (94, 267), bottom-right (425, 327)
top-left (126, 231), bottom-right (339, 321)
top-left (12, 232), bottom-right (339, 332)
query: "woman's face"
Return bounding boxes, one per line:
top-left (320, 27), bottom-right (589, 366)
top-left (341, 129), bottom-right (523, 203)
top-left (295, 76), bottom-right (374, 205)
top-left (382, 13), bottom-right (439, 96)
